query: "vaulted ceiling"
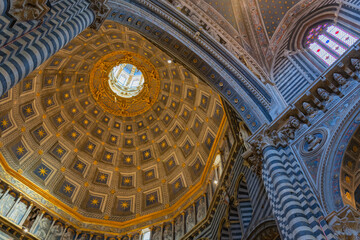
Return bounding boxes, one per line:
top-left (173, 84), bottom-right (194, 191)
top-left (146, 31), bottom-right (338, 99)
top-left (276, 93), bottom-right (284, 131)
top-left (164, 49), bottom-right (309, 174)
top-left (0, 20), bottom-right (226, 229)
top-left (201, 0), bottom-right (300, 39)
top-left (203, 0), bottom-right (238, 29)
top-left (257, 0), bottom-right (299, 38)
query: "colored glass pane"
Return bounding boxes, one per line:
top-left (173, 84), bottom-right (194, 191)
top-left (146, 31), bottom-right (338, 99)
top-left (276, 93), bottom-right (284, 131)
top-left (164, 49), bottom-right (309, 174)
top-left (318, 35), bottom-right (346, 56)
top-left (304, 22), bottom-right (329, 46)
top-left (308, 42), bottom-right (337, 66)
top-left (305, 24), bottom-right (359, 66)
top-left (326, 25), bottom-right (358, 46)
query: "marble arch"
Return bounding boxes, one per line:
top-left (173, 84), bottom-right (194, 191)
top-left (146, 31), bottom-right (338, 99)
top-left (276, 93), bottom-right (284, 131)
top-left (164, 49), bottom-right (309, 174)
top-left (320, 98), bottom-right (360, 214)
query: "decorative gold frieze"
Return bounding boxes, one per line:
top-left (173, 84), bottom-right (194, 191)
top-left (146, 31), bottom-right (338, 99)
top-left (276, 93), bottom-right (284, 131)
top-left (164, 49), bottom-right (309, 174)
top-left (89, 51), bottom-right (161, 117)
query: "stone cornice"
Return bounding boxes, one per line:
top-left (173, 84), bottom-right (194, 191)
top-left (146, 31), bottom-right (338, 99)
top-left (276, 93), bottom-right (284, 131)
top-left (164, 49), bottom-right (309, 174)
top-left (7, 0), bottom-right (50, 23)
top-left (325, 205), bottom-right (360, 239)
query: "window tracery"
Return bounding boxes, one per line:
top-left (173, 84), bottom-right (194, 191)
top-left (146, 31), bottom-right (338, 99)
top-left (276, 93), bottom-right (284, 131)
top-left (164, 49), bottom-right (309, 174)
top-left (305, 23), bottom-right (359, 66)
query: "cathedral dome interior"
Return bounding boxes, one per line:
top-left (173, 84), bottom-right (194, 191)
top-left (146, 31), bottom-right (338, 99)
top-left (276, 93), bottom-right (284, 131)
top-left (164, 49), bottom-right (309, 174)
top-left (0, 20), bottom-right (226, 231)
top-left (0, 0), bottom-right (359, 240)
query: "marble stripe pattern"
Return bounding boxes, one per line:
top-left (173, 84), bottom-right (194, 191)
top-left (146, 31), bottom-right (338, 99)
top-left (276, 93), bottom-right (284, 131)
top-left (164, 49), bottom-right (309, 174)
top-left (262, 146), bottom-right (335, 240)
top-left (0, 0), bottom-right (94, 97)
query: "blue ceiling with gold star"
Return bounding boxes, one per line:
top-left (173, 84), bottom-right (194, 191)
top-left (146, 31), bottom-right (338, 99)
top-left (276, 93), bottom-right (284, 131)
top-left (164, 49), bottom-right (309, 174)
top-left (204, 0), bottom-right (238, 29)
top-left (257, 0), bottom-right (300, 38)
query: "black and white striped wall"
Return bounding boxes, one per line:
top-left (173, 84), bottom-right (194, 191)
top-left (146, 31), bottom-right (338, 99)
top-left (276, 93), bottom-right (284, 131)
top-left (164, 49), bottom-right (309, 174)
top-left (0, 0), bottom-right (94, 97)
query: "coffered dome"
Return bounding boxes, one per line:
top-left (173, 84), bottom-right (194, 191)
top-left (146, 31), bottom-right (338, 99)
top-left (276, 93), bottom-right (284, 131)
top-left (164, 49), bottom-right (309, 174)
top-left (0, 20), bottom-right (226, 231)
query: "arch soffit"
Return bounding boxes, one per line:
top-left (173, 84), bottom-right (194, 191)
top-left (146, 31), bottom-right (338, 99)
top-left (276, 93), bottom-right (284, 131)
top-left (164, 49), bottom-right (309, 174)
top-left (232, 172), bottom-right (245, 199)
top-left (107, 0), bottom-right (273, 132)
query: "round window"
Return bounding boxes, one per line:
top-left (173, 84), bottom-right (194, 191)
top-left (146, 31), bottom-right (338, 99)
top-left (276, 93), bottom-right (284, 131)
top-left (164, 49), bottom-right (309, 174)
top-left (108, 63), bottom-right (145, 98)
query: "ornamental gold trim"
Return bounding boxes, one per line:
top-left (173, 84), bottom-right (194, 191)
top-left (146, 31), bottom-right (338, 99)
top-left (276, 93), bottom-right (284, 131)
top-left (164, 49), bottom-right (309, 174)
top-left (0, 115), bottom-right (227, 234)
top-left (89, 51), bottom-right (160, 117)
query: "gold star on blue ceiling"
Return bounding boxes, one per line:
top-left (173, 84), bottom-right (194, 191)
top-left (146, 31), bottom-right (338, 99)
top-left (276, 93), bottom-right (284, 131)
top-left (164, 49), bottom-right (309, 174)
top-left (121, 176), bottom-right (133, 187)
top-left (51, 113), bottom-right (65, 128)
top-left (0, 114), bottom-right (12, 132)
top-left (11, 141), bottom-right (28, 160)
top-left (21, 103), bottom-right (35, 119)
top-left (34, 163), bottom-right (52, 181)
top-left (59, 181), bottom-right (76, 198)
top-left (32, 125), bottom-right (48, 143)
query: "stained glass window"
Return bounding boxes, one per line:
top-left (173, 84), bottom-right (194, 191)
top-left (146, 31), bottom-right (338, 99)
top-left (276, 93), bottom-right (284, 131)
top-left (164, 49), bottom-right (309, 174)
top-left (308, 42), bottom-right (337, 66)
top-left (304, 23), bottom-right (359, 66)
top-left (326, 25), bottom-right (358, 46)
top-left (318, 35), bottom-right (346, 56)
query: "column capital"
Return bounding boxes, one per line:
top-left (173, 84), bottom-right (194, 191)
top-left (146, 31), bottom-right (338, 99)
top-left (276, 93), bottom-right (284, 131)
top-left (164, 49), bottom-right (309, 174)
top-left (243, 115), bottom-right (301, 174)
top-left (7, 0), bottom-right (50, 23)
top-left (88, 0), bottom-right (111, 30)
top-left (326, 205), bottom-right (360, 239)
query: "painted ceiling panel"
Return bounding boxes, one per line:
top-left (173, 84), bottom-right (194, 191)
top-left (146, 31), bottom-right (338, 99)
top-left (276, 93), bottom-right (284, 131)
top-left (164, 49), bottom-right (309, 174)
top-left (257, 0), bottom-right (300, 38)
top-left (204, 0), bottom-right (238, 29)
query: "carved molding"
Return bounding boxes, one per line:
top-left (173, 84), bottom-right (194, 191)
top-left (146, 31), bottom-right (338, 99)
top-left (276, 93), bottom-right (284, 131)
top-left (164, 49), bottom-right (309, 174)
top-left (7, 0), bottom-right (50, 22)
top-left (88, 0), bottom-right (111, 30)
top-left (166, 0), bottom-right (272, 85)
top-left (243, 43), bottom-right (360, 174)
top-left (326, 205), bottom-right (360, 240)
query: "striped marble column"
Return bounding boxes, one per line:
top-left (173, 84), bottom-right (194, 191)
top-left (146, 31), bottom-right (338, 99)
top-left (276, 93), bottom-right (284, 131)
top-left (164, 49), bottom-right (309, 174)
top-left (0, 0), bottom-right (95, 96)
top-left (262, 146), bottom-right (335, 240)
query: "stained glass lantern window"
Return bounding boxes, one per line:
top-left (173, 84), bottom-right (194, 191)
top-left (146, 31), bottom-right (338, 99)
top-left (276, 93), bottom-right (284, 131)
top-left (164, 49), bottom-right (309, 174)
top-left (304, 23), bottom-right (359, 66)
